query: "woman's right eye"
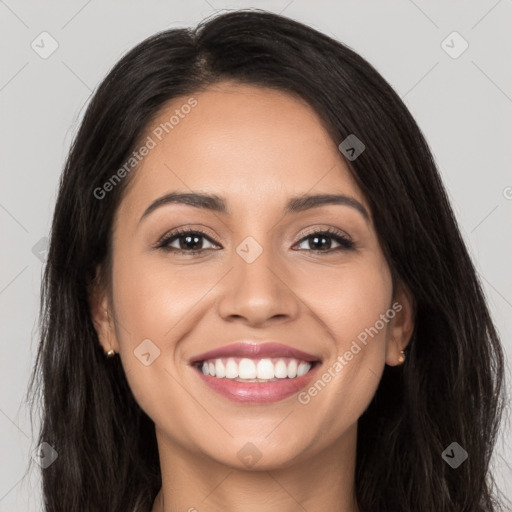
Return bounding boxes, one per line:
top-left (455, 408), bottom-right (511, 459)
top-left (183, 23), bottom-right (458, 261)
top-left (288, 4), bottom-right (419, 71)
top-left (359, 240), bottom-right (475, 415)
top-left (157, 229), bottom-right (220, 255)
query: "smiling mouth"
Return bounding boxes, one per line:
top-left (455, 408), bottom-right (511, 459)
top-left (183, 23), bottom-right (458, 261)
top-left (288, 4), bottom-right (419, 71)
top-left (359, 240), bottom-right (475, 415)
top-left (193, 357), bottom-right (320, 382)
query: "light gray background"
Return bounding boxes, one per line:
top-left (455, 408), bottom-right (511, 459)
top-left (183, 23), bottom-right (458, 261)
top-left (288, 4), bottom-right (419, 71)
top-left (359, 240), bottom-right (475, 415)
top-left (1, 1), bottom-right (511, 510)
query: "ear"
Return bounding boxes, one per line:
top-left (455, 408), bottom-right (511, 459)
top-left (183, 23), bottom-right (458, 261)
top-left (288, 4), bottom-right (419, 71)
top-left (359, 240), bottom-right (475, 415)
top-left (385, 281), bottom-right (415, 366)
top-left (87, 265), bottom-right (119, 354)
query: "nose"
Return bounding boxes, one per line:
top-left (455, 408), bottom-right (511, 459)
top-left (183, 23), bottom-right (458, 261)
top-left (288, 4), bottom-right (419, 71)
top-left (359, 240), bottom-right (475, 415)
top-left (216, 242), bottom-right (300, 327)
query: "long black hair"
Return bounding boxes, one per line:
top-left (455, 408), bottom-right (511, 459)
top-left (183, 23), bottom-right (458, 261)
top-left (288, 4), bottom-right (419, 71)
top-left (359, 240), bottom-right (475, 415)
top-left (26, 9), bottom-right (509, 511)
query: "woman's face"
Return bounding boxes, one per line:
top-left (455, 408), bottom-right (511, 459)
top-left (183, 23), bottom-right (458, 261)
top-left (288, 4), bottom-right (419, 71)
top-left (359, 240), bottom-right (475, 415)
top-left (92, 81), bottom-right (413, 469)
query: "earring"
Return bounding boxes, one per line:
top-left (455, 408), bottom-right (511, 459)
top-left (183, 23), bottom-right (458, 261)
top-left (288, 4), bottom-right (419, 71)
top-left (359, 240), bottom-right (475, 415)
top-left (398, 350), bottom-right (406, 364)
top-left (104, 309), bottom-right (115, 358)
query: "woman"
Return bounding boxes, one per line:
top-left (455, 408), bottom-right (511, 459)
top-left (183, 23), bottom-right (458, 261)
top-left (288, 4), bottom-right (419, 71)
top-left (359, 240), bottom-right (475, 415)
top-left (27, 9), bottom-right (508, 512)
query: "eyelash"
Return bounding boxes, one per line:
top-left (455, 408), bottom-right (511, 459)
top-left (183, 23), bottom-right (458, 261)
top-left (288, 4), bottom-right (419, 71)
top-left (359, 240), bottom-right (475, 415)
top-left (155, 227), bottom-right (355, 256)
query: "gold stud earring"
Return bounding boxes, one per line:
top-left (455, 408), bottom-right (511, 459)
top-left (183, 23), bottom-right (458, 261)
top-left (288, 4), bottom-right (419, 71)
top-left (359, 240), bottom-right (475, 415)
top-left (398, 350), bottom-right (406, 364)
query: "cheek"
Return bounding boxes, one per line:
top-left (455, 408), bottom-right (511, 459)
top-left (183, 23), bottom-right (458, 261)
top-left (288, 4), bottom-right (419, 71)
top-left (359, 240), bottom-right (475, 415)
top-left (295, 257), bottom-right (393, 425)
top-left (109, 248), bottom-right (229, 411)
top-left (297, 256), bottom-right (393, 349)
top-left (112, 250), bottom-right (203, 342)
top-left (108, 251), bottom-right (182, 398)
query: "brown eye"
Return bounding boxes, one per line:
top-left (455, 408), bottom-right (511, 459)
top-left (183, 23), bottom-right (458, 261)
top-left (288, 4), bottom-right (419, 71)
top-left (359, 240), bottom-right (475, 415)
top-left (294, 229), bottom-right (354, 252)
top-left (157, 229), bottom-right (220, 255)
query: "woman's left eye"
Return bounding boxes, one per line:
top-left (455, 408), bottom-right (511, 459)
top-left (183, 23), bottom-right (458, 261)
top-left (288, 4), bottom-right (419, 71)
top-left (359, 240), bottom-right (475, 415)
top-left (294, 230), bottom-right (354, 252)
top-left (156, 228), bottom-right (354, 255)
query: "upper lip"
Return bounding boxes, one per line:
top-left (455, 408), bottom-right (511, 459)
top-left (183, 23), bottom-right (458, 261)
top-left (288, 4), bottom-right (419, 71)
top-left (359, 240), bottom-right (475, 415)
top-left (190, 341), bottom-right (321, 364)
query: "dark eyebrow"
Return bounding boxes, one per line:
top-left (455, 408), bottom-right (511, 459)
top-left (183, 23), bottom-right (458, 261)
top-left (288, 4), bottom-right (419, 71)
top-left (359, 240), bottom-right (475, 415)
top-left (138, 192), bottom-right (370, 224)
top-left (285, 194), bottom-right (369, 222)
top-left (139, 192), bottom-right (228, 224)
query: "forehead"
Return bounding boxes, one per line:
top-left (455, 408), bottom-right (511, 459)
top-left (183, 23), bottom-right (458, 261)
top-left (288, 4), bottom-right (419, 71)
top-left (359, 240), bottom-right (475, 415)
top-left (118, 82), bottom-right (368, 219)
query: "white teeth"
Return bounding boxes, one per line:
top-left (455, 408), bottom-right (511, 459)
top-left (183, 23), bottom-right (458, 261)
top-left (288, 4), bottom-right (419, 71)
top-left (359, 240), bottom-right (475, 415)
top-left (256, 359), bottom-right (274, 379)
top-left (215, 359), bottom-right (225, 378)
top-left (239, 358), bottom-right (257, 379)
top-left (198, 357), bottom-right (313, 380)
top-left (297, 361), bottom-right (310, 377)
top-left (225, 358), bottom-right (238, 378)
top-left (274, 359), bottom-right (288, 379)
top-left (287, 359), bottom-right (298, 378)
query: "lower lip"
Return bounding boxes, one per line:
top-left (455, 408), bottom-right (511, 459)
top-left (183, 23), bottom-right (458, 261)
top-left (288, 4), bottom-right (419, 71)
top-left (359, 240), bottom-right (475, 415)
top-left (193, 363), bottom-right (321, 403)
